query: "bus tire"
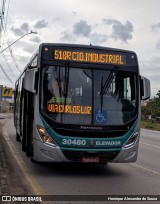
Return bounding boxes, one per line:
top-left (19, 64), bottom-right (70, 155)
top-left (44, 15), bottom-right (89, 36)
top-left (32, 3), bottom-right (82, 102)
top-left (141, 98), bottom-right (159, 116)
top-left (99, 162), bottom-right (107, 165)
top-left (30, 158), bottom-right (39, 163)
top-left (22, 138), bottom-right (26, 152)
top-left (26, 151), bottom-right (33, 157)
top-left (25, 124), bottom-right (33, 157)
top-left (16, 132), bottom-right (21, 142)
top-left (26, 147), bottom-right (33, 157)
top-left (25, 127), bottom-right (33, 157)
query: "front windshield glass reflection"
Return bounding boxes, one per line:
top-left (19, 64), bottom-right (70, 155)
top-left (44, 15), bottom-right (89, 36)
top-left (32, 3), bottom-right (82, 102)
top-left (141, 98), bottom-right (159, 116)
top-left (41, 66), bottom-right (137, 125)
top-left (42, 66), bottom-right (92, 124)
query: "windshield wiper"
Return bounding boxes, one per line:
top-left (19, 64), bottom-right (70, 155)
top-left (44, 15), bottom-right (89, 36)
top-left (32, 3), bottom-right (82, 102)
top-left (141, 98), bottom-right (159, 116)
top-left (63, 63), bottom-right (70, 103)
top-left (100, 66), bottom-right (117, 111)
top-left (100, 66), bottom-right (117, 95)
top-left (100, 76), bottom-right (104, 112)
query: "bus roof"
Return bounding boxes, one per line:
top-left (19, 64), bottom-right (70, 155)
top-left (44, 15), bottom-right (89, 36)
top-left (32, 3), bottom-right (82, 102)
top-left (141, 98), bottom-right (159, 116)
top-left (39, 43), bottom-right (138, 67)
top-left (39, 43), bottom-right (136, 55)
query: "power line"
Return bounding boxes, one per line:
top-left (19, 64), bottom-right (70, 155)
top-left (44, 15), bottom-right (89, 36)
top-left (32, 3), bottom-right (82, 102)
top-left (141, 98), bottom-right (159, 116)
top-left (0, 52), bottom-right (17, 77)
top-left (2, 0), bottom-right (6, 13)
top-left (1, 0), bottom-right (21, 73)
top-left (0, 0), bottom-right (20, 85)
top-left (0, 1), bottom-right (2, 13)
top-left (4, 0), bottom-right (10, 26)
top-left (1, 16), bottom-right (22, 72)
top-left (0, 61), bottom-right (14, 85)
top-left (0, 0), bottom-right (5, 46)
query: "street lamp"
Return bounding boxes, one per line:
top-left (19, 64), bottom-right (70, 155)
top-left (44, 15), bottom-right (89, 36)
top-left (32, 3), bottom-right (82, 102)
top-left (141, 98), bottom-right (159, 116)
top-left (0, 31), bottom-right (38, 53)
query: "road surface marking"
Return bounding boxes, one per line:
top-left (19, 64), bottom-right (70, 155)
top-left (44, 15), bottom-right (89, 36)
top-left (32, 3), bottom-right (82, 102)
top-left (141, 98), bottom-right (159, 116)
top-left (141, 128), bottom-right (160, 134)
top-left (131, 163), bottom-right (160, 176)
top-left (140, 142), bottom-right (160, 149)
top-left (2, 130), bottom-right (47, 202)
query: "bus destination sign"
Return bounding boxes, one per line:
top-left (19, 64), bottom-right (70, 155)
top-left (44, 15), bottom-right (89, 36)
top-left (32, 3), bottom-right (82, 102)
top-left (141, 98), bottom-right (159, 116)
top-left (48, 103), bottom-right (92, 115)
top-left (54, 49), bottom-right (126, 65)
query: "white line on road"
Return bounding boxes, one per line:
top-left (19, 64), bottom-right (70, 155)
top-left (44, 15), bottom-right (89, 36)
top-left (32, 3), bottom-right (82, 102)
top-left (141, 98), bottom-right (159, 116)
top-left (131, 163), bottom-right (160, 176)
top-left (141, 128), bottom-right (160, 134)
top-left (2, 130), bottom-right (47, 201)
top-left (140, 142), bottom-right (160, 149)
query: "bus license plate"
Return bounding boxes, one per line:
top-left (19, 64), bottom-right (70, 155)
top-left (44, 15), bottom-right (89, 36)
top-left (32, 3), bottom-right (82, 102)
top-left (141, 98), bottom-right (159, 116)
top-left (82, 157), bottom-right (100, 163)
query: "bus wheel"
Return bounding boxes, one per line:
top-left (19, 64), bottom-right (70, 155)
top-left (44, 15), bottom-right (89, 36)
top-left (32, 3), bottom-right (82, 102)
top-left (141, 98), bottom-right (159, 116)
top-left (16, 132), bottom-right (21, 142)
top-left (99, 162), bottom-right (107, 165)
top-left (26, 149), bottom-right (33, 157)
top-left (22, 135), bottom-right (26, 152)
top-left (30, 158), bottom-right (39, 163)
top-left (26, 137), bottom-right (33, 157)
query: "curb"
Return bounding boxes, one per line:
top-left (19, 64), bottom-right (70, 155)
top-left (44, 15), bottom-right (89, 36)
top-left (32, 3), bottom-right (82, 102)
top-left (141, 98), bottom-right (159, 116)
top-left (0, 124), bottom-right (8, 195)
top-left (0, 123), bottom-right (39, 203)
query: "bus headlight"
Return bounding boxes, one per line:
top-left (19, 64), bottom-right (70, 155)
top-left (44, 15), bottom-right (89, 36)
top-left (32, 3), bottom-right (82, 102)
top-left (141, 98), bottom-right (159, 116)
top-left (37, 125), bottom-right (57, 146)
top-left (123, 130), bottom-right (139, 148)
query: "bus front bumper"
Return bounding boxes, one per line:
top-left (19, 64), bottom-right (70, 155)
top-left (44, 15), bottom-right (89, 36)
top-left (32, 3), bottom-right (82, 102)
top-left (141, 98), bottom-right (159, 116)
top-left (33, 138), bottom-right (139, 163)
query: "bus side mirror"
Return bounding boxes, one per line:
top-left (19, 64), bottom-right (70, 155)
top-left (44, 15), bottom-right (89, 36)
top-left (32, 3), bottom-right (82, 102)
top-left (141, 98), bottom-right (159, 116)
top-left (140, 76), bottom-right (150, 100)
top-left (23, 68), bottom-right (38, 94)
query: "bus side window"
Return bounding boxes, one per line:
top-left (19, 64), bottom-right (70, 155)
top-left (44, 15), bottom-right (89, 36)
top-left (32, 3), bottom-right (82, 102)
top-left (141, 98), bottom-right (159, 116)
top-left (29, 55), bottom-right (38, 68)
top-left (15, 84), bottom-right (18, 101)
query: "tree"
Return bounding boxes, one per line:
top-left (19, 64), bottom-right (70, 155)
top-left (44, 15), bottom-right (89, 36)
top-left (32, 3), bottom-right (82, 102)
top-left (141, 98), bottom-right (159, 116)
top-left (156, 90), bottom-right (160, 98)
top-left (142, 96), bottom-right (160, 120)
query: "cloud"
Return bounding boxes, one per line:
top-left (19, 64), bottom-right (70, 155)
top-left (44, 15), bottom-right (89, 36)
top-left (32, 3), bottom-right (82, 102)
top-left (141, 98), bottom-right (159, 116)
top-left (53, 18), bottom-right (60, 23)
top-left (20, 23), bottom-right (29, 33)
top-left (60, 20), bottom-right (108, 45)
top-left (11, 23), bottom-right (29, 36)
top-left (151, 22), bottom-right (160, 32)
top-left (34, 19), bottom-right (48, 29)
top-left (150, 23), bottom-right (160, 50)
top-left (73, 20), bottom-right (91, 37)
top-left (103, 19), bottom-right (119, 25)
top-left (60, 19), bottom-right (133, 45)
top-left (14, 40), bottom-right (38, 54)
top-left (10, 27), bottom-right (24, 36)
top-left (60, 30), bottom-right (76, 42)
top-left (30, 36), bottom-right (41, 44)
top-left (140, 57), bottom-right (160, 97)
top-left (89, 33), bottom-right (107, 44)
top-left (16, 55), bottom-right (31, 69)
top-left (141, 57), bottom-right (160, 74)
top-left (10, 20), bottom-right (47, 37)
top-left (103, 18), bottom-right (134, 43)
top-left (60, 20), bottom-right (92, 42)
top-left (22, 42), bottom-right (38, 53)
top-left (72, 11), bottom-right (76, 16)
top-left (156, 39), bottom-right (160, 49)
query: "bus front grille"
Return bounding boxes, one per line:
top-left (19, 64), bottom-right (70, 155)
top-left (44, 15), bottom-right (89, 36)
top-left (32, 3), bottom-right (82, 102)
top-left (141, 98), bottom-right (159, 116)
top-left (62, 150), bottom-right (119, 162)
top-left (54, 129), bottom-right (126, 138)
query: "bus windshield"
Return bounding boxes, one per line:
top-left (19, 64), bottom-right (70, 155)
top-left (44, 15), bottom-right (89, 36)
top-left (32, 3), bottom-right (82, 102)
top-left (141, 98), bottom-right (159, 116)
top-left (41, 65), bottom-right (138, 126)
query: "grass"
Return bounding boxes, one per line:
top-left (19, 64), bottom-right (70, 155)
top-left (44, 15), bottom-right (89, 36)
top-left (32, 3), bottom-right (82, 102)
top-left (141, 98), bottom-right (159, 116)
top-left (141, 120), bottom-right (160, 131)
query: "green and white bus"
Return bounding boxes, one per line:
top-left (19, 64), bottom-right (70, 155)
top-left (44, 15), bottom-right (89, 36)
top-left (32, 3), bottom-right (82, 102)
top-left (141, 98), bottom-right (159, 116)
top-left (14, 43), bottom-right (150, 163)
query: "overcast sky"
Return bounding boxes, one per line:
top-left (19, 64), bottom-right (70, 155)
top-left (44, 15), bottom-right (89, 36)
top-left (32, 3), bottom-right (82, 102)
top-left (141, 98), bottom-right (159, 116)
top-left (0, 0), bottom-right (160, 97)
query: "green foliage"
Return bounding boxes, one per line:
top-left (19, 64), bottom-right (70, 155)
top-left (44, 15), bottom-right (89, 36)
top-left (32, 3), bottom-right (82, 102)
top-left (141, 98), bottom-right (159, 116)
top-left (142, 90), bottom-right (160, 119)
top-left (141, 120), bottom-right (160, 131)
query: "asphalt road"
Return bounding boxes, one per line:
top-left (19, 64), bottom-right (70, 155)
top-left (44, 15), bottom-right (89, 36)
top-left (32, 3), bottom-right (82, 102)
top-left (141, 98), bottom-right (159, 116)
top-left (1, 116), bottom-right (160, 204)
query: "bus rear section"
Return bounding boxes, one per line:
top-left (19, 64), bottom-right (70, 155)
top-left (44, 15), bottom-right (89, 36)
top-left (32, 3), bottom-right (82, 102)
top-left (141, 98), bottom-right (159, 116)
top-left (14, 43), bottom-right (150, 163)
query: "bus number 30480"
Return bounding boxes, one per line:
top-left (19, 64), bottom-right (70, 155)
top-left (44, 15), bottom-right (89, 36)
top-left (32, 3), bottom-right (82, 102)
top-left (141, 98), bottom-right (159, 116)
top-left (62, 139), bottom-right (86, 146)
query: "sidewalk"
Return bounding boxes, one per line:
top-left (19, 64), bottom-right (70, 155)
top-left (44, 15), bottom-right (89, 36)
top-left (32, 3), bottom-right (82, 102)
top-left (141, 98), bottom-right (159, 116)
top-left (0, 123), bottom-right (8, 195)
top-left (0, 122), bottom-right (34, 203)
top-left (0, 123), bottom-right (29, 196)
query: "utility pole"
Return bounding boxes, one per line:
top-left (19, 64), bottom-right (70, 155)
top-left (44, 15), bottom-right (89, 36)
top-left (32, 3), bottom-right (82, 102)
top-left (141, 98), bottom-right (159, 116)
top-left (0, 31), bottom-right (37, 53)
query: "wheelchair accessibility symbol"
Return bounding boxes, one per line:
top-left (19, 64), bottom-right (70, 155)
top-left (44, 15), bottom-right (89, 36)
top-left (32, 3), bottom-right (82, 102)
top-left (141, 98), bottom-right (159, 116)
top-left (94, 110), bottom-right (107, 124)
